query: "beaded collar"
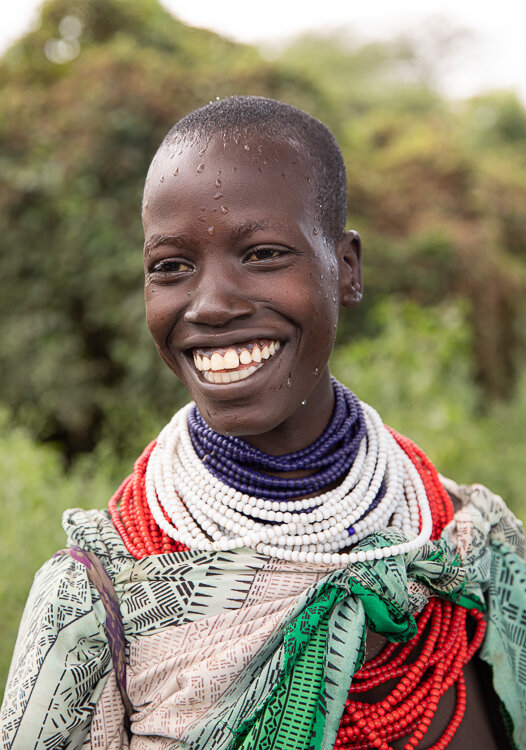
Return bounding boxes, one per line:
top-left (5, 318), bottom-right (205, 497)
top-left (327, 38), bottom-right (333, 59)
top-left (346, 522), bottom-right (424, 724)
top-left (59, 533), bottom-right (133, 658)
top-left (188, 379), bottom-right (366, 500)
top-left (142, 384), bottom-right (433, 566)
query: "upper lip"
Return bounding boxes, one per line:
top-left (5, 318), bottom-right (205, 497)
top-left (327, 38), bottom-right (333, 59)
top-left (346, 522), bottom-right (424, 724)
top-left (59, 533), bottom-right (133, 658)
top-left (181, 332), bottom-right (284, 352)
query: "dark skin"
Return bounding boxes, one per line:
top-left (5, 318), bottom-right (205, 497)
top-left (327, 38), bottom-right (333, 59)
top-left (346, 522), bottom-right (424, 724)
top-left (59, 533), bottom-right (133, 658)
top-left (143, 135), bottom-right (362, 454)
top-left (142, 134), bottom-right (510, 749)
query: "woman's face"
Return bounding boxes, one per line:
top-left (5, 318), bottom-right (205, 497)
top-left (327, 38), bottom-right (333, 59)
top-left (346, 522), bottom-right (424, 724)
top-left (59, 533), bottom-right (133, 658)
top-left (142, 134), bottom-right (361, 453)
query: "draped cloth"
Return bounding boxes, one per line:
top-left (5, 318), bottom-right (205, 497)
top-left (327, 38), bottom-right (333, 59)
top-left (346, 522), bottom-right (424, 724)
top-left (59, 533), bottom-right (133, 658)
top-left (1, 479), bottom-right (525, 750)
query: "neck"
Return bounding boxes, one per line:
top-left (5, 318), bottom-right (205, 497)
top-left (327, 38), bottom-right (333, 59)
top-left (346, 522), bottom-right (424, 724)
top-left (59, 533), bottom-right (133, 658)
top-left (241, 368), bottom-right (336, 455)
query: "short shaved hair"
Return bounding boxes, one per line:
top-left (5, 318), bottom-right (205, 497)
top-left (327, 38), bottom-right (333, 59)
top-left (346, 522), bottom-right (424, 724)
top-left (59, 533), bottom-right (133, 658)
top-left (156, 96), bottom-right (347, 244)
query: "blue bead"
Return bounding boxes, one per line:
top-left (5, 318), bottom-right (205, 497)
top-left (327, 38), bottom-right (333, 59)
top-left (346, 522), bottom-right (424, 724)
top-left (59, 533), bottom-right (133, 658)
top-left (188, 378), bottom-right (368, 500)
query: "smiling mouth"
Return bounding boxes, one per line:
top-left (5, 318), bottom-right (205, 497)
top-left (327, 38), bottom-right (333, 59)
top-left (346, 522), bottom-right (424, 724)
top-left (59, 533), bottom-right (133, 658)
top-left (191, 339), bottom-right (281, 384)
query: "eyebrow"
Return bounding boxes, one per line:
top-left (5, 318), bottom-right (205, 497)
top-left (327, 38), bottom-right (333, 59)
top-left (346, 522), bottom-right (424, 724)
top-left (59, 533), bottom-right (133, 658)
top-left (144, 220), bottom-right (286, 256)
top-left (231, 220), bottom-right (284, 240)
top-left (143, 234), bottom-right (185, 256)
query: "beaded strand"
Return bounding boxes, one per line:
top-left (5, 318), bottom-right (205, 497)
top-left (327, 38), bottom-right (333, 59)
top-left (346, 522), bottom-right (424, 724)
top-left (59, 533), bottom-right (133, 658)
top-left (336, 602), bottom-right (487, 750)
top-left (140, 401), bottom-right (432, 565)
top-left (188, 379), bottom-right (366, 499)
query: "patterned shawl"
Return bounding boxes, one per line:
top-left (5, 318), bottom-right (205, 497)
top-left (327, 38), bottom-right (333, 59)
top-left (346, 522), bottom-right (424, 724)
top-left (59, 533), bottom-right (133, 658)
top-left (1, 479), bottom-right (525, 750)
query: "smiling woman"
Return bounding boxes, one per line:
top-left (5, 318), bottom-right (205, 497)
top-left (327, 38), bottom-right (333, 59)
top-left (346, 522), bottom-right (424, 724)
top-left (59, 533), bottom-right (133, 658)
top-left (1, 97), bottom-right (525, 750)
top-left (142, 130), bottom-right (359, 449)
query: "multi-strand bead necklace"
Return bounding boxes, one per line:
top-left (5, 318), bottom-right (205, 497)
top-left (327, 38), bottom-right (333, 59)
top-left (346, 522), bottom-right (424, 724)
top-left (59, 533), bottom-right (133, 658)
top-left (108, 382), bottom-right (486, 749)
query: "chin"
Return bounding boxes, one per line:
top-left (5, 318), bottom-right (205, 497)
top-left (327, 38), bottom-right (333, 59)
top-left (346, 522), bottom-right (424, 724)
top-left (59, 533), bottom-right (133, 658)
top-left (192, 398), bottom-right (279, 439)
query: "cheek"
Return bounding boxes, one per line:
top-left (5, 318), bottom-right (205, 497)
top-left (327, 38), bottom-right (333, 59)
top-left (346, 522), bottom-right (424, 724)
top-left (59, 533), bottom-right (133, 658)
top-left (144, 287), bottom-right (178, 346)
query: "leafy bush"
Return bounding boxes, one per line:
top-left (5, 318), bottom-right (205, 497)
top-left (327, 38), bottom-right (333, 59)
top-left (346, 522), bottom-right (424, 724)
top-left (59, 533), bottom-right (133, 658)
top-left (332, 298), bottom-right (526, 519)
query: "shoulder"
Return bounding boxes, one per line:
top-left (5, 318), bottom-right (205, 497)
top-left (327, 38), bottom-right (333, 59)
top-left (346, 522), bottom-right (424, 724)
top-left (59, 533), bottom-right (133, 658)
top-left (62, 507), bottom-right (135, 577)
top-left (1, 540), bottom-right (114, 749)
top-left (0, 509), bottom-right (136, 748)
top-left (440, 475), bottom-right (525, 559)
top-left (441, 477), bottom-right (526, 749)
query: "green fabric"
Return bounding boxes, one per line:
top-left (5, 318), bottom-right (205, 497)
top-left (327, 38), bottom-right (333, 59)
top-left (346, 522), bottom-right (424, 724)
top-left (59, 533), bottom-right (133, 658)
top-left (2, 478), bottom-right (526, 750)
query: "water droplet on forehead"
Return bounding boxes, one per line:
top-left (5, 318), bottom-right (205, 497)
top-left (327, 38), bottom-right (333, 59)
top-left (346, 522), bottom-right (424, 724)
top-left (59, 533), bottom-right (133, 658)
top-left (313, 367), bottom-right (319, 376)
top-left (313, 228), bottom-right (318, 235)
top-left (244, 144), bottom-right (250, 151)
top-left (301, 399), bottom-right (307, 406)
top-left (207, 226), bottom-right (214, 235)
top-left (286, 374), bottom-right (292, 387)
top-left (220, 205), bottom-right (228, 214)
top-left (215, 178), bottom-right (222, 188)
top-left (159, 175), bottom-right (164, 183)
top-left (214, 193), bottom-right (223, 200)
top-left (173, 167), bottom-right (179, 176)
top-left (196, 163), bottom-right (204, 174)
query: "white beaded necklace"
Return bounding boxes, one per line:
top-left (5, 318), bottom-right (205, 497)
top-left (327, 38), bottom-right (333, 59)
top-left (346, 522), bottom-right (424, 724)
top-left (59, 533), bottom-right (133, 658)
top-left (145, 401), bottom-right (432, 566)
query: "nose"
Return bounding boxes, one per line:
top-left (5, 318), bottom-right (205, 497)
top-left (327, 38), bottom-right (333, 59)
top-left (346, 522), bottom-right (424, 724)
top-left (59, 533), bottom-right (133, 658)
top-left (183, 270), bottom-right (256, 326)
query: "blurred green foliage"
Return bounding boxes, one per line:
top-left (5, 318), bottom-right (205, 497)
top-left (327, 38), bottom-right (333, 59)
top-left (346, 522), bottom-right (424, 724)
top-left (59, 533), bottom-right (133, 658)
top-left (0, 411), bottom-right (116, 687)
top-left (1, 0), bottom-right (526, 695)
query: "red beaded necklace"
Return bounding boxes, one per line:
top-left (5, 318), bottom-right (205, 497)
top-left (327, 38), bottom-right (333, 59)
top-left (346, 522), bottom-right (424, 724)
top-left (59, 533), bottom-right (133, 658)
top-left (108, 427), bottom-right (486, 750)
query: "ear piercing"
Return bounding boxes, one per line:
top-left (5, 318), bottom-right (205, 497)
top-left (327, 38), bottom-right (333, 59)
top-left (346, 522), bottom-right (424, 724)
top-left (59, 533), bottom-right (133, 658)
top-left (350, 281), bottom-right (362, 303)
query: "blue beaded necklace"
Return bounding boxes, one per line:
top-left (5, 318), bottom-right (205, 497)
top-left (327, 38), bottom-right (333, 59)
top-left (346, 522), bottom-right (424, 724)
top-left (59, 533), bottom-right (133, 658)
top-left (188, 379), bottom-right (366, 500)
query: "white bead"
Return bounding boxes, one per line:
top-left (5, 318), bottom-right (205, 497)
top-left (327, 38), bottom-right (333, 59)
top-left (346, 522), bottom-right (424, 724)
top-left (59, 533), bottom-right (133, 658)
top-left (143, 400), bottom-right (432, 565)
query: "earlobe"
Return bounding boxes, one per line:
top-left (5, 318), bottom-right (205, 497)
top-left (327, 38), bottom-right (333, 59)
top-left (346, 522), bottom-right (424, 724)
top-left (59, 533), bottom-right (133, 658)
top-left (338, 230), bottom-right (363, 307)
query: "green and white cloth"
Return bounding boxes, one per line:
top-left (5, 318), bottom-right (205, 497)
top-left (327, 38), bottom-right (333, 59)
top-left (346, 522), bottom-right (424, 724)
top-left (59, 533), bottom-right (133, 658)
top-left (1, 479), bottom-right (525, 750)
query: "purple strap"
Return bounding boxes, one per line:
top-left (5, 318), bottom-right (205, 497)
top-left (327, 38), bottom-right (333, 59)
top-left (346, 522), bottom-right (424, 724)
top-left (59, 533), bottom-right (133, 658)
top-left (55, 546), bottom-right (133, 724)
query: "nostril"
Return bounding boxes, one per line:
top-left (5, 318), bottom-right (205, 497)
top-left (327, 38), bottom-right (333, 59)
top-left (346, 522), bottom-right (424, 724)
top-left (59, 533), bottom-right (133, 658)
top-left (183, 290), bottom-right (255, 326)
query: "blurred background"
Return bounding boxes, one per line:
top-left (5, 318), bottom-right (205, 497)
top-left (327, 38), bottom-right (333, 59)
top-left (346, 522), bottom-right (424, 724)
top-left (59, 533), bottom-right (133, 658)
top-left (1, 0), bottom-right (525, 692)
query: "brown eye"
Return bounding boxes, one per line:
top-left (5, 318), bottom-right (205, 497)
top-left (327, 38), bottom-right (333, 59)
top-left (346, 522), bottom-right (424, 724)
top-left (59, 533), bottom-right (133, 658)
top-left (151, 259), bottom-right (193, 274)
top-left (245, 247), bottom-right (285, 262)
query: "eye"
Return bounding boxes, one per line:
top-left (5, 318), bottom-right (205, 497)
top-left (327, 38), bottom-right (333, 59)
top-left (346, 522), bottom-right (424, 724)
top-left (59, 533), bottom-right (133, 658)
top-left (244, 247), bottom-right (287, 262)
top-left (150, 258), bottom-right (194, 274)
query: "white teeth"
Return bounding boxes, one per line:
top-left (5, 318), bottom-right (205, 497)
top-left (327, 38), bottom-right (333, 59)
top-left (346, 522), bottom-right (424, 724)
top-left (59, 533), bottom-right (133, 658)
top-left (223, 348), bottom-right (240, 369)
top-left (210, 352), bottom-right (224, 371)
top-left (204, 368), bottom-right (255, 384)
top-left (195, 339), bottom-right (281, 383)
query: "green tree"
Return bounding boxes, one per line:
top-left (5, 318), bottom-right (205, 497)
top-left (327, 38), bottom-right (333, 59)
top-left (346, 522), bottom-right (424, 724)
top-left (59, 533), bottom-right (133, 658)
top-left (0, 0), bottom-right (325, 458)
top-left (277, 33), bottom-right (526, 400)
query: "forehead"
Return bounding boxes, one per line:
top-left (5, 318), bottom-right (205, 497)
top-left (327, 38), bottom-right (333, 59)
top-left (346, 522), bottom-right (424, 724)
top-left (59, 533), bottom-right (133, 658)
top-left (142, 133), bottom-right (317, 230)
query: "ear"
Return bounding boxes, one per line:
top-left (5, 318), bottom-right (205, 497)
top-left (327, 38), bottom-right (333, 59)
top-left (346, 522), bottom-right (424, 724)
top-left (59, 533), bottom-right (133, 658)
top-left (337, 230), bottom-right (363, 307)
